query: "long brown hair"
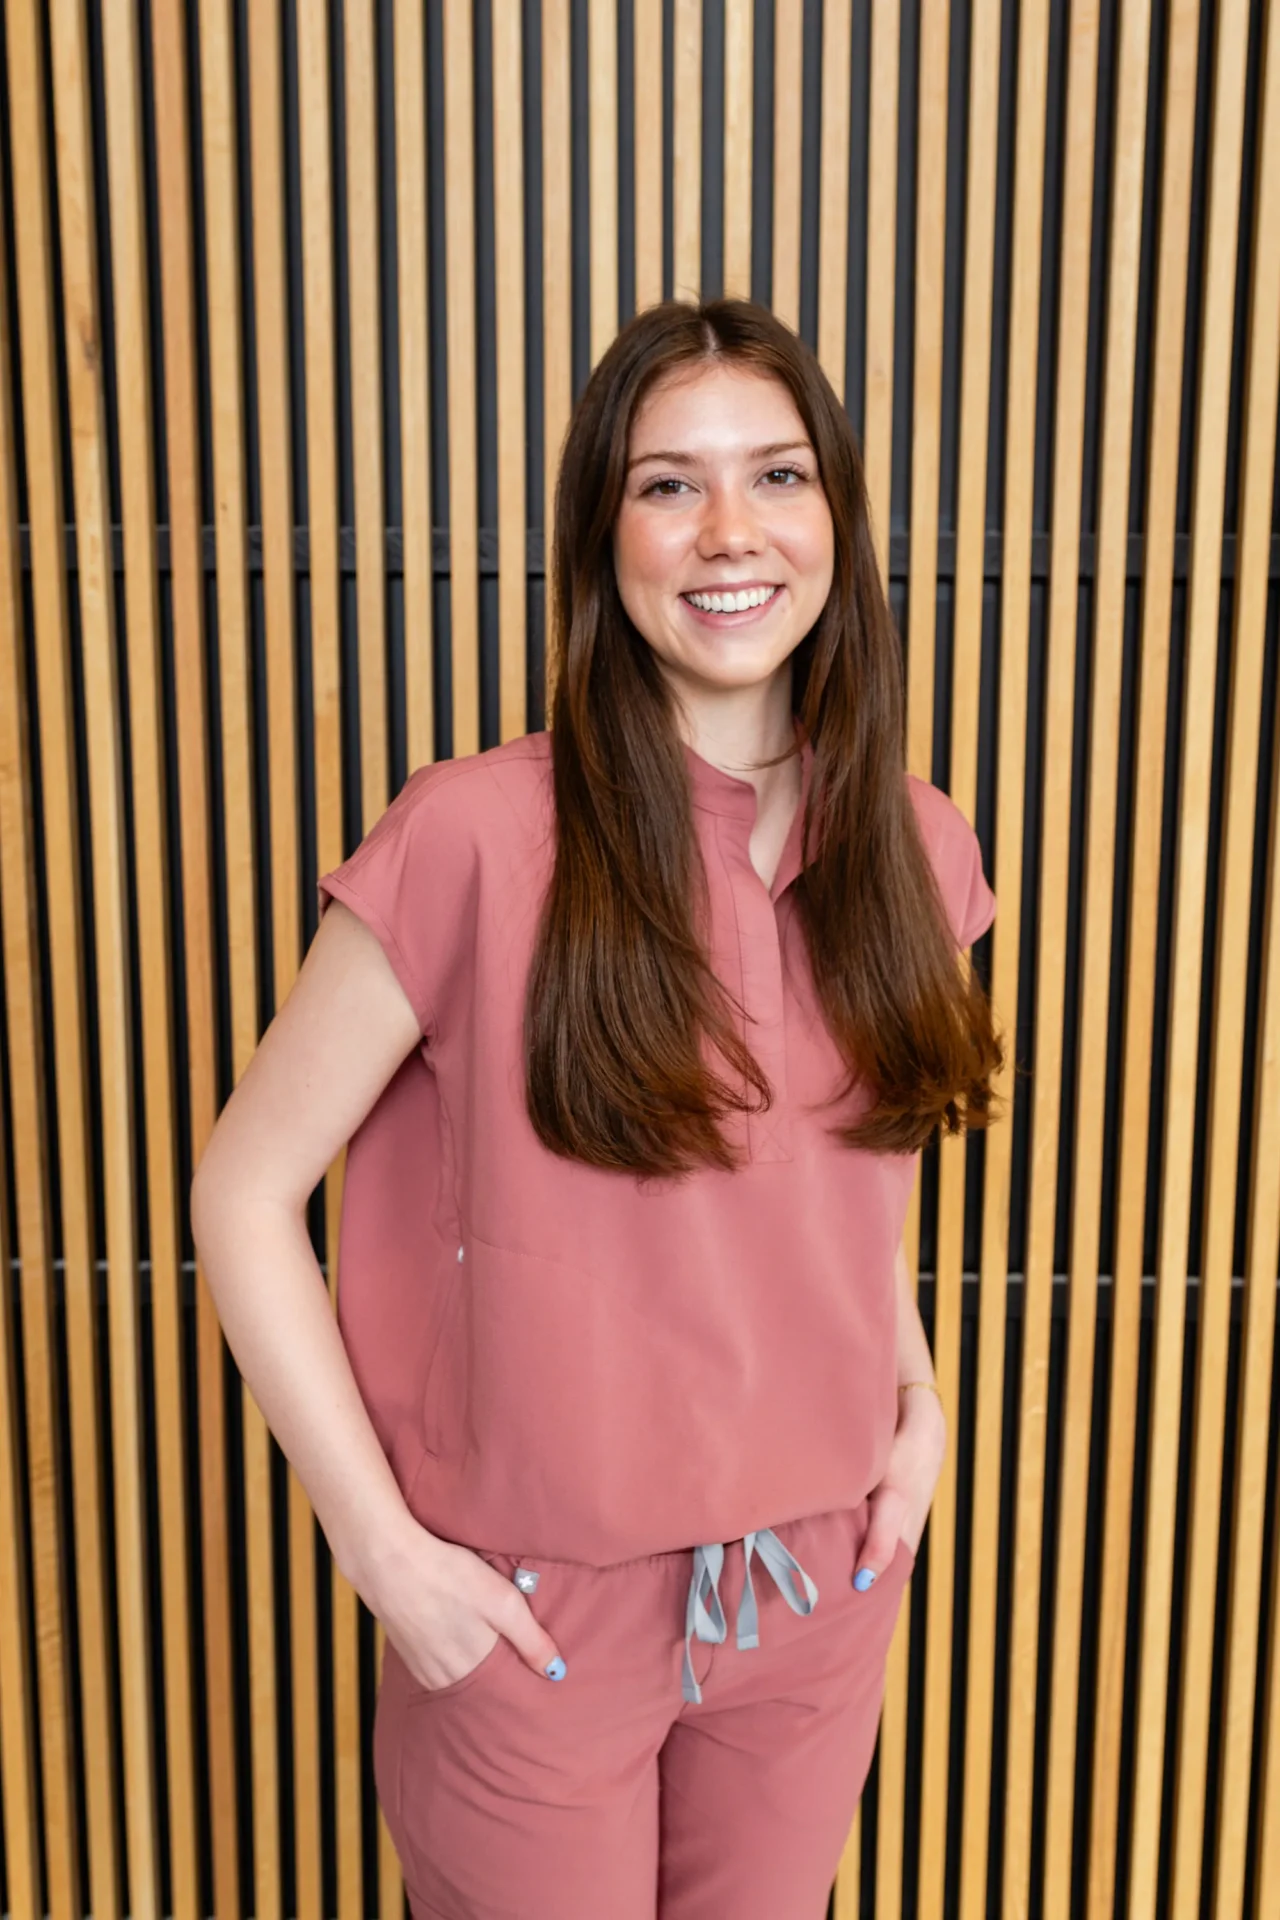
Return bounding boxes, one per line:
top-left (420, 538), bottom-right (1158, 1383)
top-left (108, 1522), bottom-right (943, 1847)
top-left (524, 297), bottom-right (1006, 1178)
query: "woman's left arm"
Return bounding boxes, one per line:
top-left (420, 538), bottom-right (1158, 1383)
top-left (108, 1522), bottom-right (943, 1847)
top-left (853, 1242), bottom-right (949, 1584)
top-left (893, 1240), bottom-right (947, 1458)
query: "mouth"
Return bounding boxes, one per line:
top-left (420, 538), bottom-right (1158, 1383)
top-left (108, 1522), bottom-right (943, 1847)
top-left (678, 584), bottom-right (784, 626)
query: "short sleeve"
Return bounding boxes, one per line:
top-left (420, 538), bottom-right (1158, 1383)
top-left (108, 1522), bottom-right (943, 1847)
top-left (317, 771), bottom-right (441, 1038)
top-left (957, 827), bottom-right (997, 948)
top-left (905, 772), bottom-right (997, 951)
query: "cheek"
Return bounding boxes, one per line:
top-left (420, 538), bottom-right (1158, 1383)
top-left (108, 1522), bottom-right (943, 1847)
top-left (788, 515), bottom-right (835, 601)
top-left (617, 508), bottom-right (689, 589)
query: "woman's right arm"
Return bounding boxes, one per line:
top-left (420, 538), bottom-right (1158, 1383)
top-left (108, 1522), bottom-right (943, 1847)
top-left (189, 897), bottom-right (427, 1599)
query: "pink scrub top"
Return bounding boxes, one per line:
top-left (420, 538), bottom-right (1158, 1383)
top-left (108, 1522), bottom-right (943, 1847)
top-left (316, 726), bottom-right (996, 1567)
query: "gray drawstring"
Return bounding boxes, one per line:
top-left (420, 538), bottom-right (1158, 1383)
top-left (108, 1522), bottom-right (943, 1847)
top-left (682, 1527), bottom-right (819, 1704)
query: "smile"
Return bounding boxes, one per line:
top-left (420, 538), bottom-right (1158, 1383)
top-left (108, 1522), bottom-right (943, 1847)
top-left (679, 584), bottom-right (783, 624)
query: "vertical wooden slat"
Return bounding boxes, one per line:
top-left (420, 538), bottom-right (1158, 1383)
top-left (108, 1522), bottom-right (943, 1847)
top-left (722, 0), bottom-right (753, 299)
top-left (862, 0), bottom-right (899, 581)
top-left (1211, 24), bottom-right (1280, 1915)
top-left (1168, 7), bottom-right (1279, 1901)
top-left (0, 106), bottom-right (55, 1920)
top-left (102, 1), bottom-right (202, 1914)
top-left (900, 5), bottom-right (950, 1892)
top-left (395, 0), bottom-right (437, 775)
top-left (49, 0), bottom-right (161, 1912)
top-left (4, 6), bottom-right (96, 1914)
top-left (296, 7), bottom-right (367, 1918)
top-left (821, 0), bottom-right (859, 1889)
top-left (816, 0), bottom-right (851, 396)
top-left (341, 11), bottom-right (389, 1909)
top-left (1127, 7), bottom-right (1251, 1915)
top-left (858, 7), bottom-right (906, 1917)
top-left (1035, 8), bottom-right (1150, 1920)
top-left (198, 8), bottom-right (271, 1920)
top-left (1000, 8), bottom-right (1100, 1917)
top-left (589, 0), bottom-right (618, 363)
top-left (8, 8), bottom-right (108, 1917)
top-left (633, 0), bottom-right (664, 312)
top-left (542, 0), bottom-right (571, 715)
top-left (901, 11), bottom-right (951, 1904)
top-left (150, 1), bottom-right (240, 1911)
top-left (247, 10), bottom-right (322, 1920)
top-left (917, 7), bottom-right (1004, 1912)
top-left (673, 0), bottom-right (701, 300)
top-left (494, 4), bottom-right (528, 741)
top-left (345, 0), bottom-right (388, 822)
top-left (1085, 7), bottom-right (1201, 1913)
top-left (904, 0), bottom-right (948, 783)
top-left (444, 0), bottom-right (480, 755)
top-left (770, 0), bottom-right (802, 329)
top-left (950, 4), bottom-right (1045, 1916)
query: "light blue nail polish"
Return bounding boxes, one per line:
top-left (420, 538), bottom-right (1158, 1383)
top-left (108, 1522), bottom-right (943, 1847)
top-left (545, 1656), bottom-right (566, 1680)
top-left (853, 1568), bottom-right (876, 1592)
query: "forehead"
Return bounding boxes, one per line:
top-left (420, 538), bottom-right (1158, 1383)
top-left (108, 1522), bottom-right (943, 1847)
top-left (629, 362), bottom-right (808, 451)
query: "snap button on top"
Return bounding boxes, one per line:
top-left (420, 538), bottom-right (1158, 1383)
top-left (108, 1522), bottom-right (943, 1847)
top-left (457, 1245), bottom-right (465, 1262)
top-left (513, 1567), bottom-right (539, 1593)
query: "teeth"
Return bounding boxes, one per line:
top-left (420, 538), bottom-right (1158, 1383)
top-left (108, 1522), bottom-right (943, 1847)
top-left (683, 585), bottom-right (779, 614)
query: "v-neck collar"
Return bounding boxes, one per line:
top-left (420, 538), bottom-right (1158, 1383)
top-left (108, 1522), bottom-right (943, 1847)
top-left (681, 718), bottom-right (816, 900)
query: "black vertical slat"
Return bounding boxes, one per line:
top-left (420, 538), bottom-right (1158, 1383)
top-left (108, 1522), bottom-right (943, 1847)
top-left (476, 0), bottom-right (501, 749)
top-left (618, 0), bottom-right (636, 326)
top-left (570, 0), bottom-right (590, 396)
top-left (796, 0), bottom-right (821, 348)
top-left (749, 0), bottom-right (773, 312)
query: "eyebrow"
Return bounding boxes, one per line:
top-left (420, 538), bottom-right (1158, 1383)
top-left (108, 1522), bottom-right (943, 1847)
top-left (626, 439), bottom-right (812, 473)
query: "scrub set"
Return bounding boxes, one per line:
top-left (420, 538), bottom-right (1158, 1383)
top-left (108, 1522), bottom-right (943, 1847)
top-left (317, 721), bottom-right (996, 1919)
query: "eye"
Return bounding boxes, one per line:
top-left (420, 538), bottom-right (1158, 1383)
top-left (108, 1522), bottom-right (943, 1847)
top-left (764, 465), bottom-right (806, 485)
top-left (639, 475), bottom-right (690, 498)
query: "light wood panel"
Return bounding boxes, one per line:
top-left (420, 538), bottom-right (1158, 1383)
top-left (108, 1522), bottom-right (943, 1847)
top-left (770, 0), bottom-right (803, 330)
top-left (634, 0), bottom-right (664, 312)
top-left (197, 10), bottom-right (269, 1920)
top-left (1211, 23), bottom-right (1280, 1917)
top-left (1, 8), bottom-right (1275, 1918)
top-left (0, 87), bottom-right (56, 1920)
top-left (102, 0), bottom-right (200, 1912)
top-left (1130, 8), bottom-right (1252, 1916)
top-left (590, 0), bottom-right (619, 364)
top-left (444, 0), bottom-right (480, 757)
top-left (150, 0), bottom-right (241, 1911)
top-left (1086, 6), bottom-right (1201, 1913)
top-left (542, 0), bottom-right (572, 717)
top-left (906, 0), bottom-right (960, 1893)
top-left (722, 0), bottom-right (753, 300)
top-left (673, 0), bottom-right (702, 301)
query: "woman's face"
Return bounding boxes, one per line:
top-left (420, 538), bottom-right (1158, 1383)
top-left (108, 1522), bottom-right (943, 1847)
top-left (612, 361), bottom-right (835, 706)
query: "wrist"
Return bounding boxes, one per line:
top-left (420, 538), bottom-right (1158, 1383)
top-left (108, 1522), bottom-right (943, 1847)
top-left (335, 1498), bottom-right (432, 1606)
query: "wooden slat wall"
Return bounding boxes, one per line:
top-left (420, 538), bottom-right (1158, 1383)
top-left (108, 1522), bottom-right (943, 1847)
top-left (0, 4), bottom-right (1277, 1918)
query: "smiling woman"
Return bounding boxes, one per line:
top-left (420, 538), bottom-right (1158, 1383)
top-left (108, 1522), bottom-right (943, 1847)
top-left (194, 295), bottom-right (1003, 1920)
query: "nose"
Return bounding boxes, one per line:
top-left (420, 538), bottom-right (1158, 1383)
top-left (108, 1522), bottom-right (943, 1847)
top-left (696, 482), bottom-right (765, 560)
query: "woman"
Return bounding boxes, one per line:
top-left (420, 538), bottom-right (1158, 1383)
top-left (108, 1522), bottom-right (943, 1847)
top-left (191, 296), bottom-right (1004, 1918)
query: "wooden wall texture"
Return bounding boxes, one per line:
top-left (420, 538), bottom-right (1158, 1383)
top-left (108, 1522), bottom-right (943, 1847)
top-left (0, 2), bottom-right (1278, 1916)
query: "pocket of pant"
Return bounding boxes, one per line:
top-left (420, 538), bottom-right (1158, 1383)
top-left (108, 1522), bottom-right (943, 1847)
top-left (406, 1623), bottom-right (511, 1707)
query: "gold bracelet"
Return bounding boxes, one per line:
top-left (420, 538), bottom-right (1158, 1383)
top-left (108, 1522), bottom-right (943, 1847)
top-left (898, 1379), bottom-right (943, 1406)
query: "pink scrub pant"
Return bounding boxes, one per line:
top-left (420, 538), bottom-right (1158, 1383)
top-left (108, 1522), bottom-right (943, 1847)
top-left (373, 1497), bottom-right (915, 1919)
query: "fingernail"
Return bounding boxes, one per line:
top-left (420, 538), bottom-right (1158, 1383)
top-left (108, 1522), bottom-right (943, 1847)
top-left (853, 1568), bottom-right (877, 1591)
top-left (545, 1656), bottom-right (566, 1680)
